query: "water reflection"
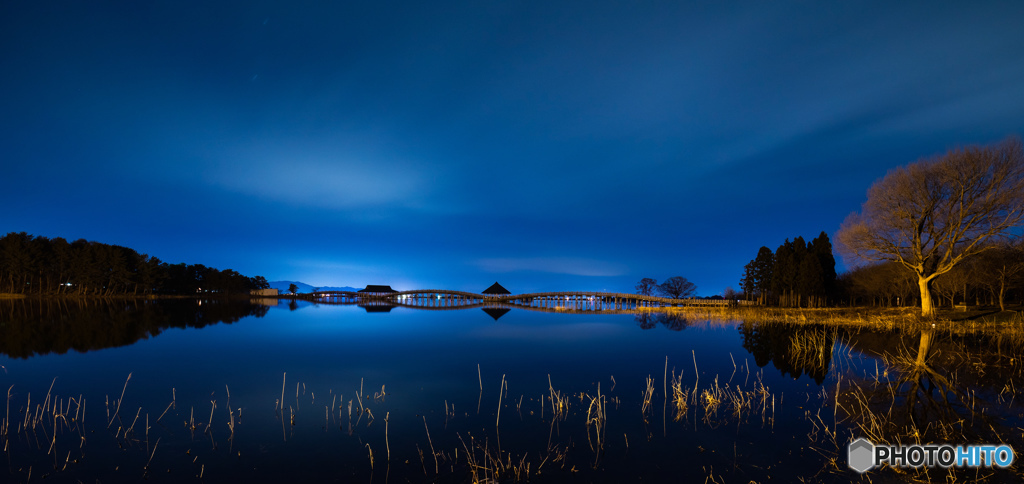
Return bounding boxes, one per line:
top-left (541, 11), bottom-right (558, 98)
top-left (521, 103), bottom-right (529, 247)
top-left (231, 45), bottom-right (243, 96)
top-left (738, 321), bottom-right (835, 384)
top-left (0, 298), bottom-right (267, 358)
top-left (736, 320), bottom-right (1024, 480)
top-left (0, 304), bottom-right (1020, 482)
top-left (840, 327), bottom-right (1022, 450)
top-left (634, 311), bottom-right (691, 331)
top-left (358, 303), bottom-right (396, 312)
top-left (481, 307), bottom-right (511, 320)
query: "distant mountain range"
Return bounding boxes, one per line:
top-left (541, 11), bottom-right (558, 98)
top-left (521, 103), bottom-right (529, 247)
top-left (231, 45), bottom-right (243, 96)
top-left (268, 281), bottom-right (360, 294)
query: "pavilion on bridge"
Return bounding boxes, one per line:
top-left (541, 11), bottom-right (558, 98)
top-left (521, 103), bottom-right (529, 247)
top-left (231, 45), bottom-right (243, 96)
top-left (358, 285), bottom-right (398, 296)
top-left (482, 282), bottom-right (511, 296)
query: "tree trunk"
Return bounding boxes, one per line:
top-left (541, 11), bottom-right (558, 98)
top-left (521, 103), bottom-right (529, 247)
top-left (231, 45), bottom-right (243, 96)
top-left (999, 279), bottom-right (1006, 312)
top-left (915, 329), bottom-right (933, 367)
top-left (918, 276), bottom-right (936, 318)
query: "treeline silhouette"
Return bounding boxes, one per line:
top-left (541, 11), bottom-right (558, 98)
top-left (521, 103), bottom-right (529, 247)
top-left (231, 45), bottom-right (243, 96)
top-left (741, 232), bottom-right (1024, 309)
top-left (0, 232), bottom-right (269, 295)
top-left (740, 232), bottom-right (837, 307)
top-left (0, 298), bottom-right (269, 358)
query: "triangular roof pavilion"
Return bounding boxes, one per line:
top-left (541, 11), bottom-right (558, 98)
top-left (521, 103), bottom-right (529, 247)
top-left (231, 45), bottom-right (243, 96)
top-left (481, 282), bottom-right (511, 295)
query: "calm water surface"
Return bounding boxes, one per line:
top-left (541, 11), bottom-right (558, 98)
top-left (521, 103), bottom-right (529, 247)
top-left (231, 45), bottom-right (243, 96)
top-left (0, 299), bottom-right (1020, 483)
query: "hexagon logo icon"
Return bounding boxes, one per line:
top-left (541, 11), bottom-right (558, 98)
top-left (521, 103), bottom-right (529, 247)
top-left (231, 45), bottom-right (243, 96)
top-left (848, 438), bottom-right (875, 473)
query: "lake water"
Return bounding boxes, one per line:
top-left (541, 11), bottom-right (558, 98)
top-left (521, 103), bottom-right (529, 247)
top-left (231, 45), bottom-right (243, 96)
top-left (1, 298), bottom-right (1020, 482)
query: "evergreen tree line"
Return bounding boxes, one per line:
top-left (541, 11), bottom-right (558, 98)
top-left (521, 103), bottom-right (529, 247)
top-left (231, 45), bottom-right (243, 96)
top-left (0, 232), bottom-right (270, 296)
top-left (740, 231), bottom-right (837, 307)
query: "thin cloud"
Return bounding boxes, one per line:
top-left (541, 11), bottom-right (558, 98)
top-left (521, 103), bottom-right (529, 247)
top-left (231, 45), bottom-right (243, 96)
top-left (475, 257), bottom-right (628, 277)
top-left (201, 139), bottom-right (426, 211)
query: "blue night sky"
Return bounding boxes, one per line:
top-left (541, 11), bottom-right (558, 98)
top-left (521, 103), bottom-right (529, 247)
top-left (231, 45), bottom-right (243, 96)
top-left (3, 1), bottom-right (1024, 295)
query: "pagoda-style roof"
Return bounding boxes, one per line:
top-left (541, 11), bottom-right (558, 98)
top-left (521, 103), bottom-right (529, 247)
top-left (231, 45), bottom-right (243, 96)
top-left (482, 282), bottom-right (511, 295)
top-left (358, 285), bottom-right (397, 293)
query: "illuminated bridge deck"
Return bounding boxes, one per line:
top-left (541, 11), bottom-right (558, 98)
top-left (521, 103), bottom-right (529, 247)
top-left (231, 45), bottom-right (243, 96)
top-left (306, 289), bottom-right (754, 311)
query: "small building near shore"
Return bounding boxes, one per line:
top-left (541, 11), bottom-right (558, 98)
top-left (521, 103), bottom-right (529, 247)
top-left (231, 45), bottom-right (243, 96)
top-left (482, 282), bottom-right (511, 295)
top-left (358, 285), bottom-right (398, 296)
top-left (251, 288), bottom-right (279, 297)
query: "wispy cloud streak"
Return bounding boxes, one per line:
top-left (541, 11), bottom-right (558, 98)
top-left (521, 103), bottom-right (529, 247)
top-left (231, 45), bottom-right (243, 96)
top-left (475, 257), bottom-right (627, 277)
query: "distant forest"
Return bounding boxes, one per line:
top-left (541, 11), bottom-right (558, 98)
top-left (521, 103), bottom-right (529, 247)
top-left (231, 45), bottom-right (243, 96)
top-left (0, 232), bottom-right (269, 296)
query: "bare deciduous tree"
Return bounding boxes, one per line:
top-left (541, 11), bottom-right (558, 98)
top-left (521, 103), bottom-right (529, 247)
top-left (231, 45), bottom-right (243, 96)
top-left (932, 265), bottom-right (971, 309)
top-left (973, 241), bottom-right (1024, 311)
top-left (722, 286), bottom-right (739, 300)
top-left (659, 276), bottom-right (697, 299)
top-left (635, 278), bottom-right (658, 296)
top-left (845, 261), bottom-right (916, 307)
top-left (836, 137), bottom-right (1024, 317)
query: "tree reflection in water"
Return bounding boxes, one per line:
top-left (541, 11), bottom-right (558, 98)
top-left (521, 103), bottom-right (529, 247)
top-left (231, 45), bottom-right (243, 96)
top-left (847, 329), bottom-right (1008, 441)
top-left (634, 311), bottom-right (691, 331)
top-left (0, 298), bottom-right (269, 358)
top-left (842, 327), bottom-right (1023, 480)
top-left (738, 321), bottom-right (835, 384)
top-left (738, 320), bottom-right (1024, 480)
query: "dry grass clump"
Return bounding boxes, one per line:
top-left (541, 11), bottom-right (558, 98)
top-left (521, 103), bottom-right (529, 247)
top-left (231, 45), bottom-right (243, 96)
top-left (789, 327), bottom-right (837, 375)
top-left (458, 434), bottom-right (538, 483)
top-left (693, 375), bottom-right (773, 427)
top-left (583, 385), bottom-right (607, 466)
top-left (669, 371), bottom-right (689, 421)
top-left (547, 375), bottom-right (569, 422)
top-left (640, 376), bottom-right (655, 422)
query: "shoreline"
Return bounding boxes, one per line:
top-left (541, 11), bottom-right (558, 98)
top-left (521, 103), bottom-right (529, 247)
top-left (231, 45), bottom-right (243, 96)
top-left (637, 305), bottom-right (1024, 334)
top-left (2, 293), bottom-right (1019, 333)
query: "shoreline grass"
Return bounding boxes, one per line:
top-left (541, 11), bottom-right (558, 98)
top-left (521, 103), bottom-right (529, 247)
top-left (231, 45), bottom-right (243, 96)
top-left (640, 305), bottom-right (1024, 334)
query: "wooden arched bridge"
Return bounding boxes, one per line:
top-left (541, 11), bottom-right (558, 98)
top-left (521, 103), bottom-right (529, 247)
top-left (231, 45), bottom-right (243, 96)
top-left (307, 289), bottom-right (755, 312)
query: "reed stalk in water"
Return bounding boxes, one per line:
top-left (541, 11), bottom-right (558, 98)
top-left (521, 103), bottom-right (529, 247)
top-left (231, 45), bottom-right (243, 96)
top-left (108, 373), bottom-right (131, 428)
